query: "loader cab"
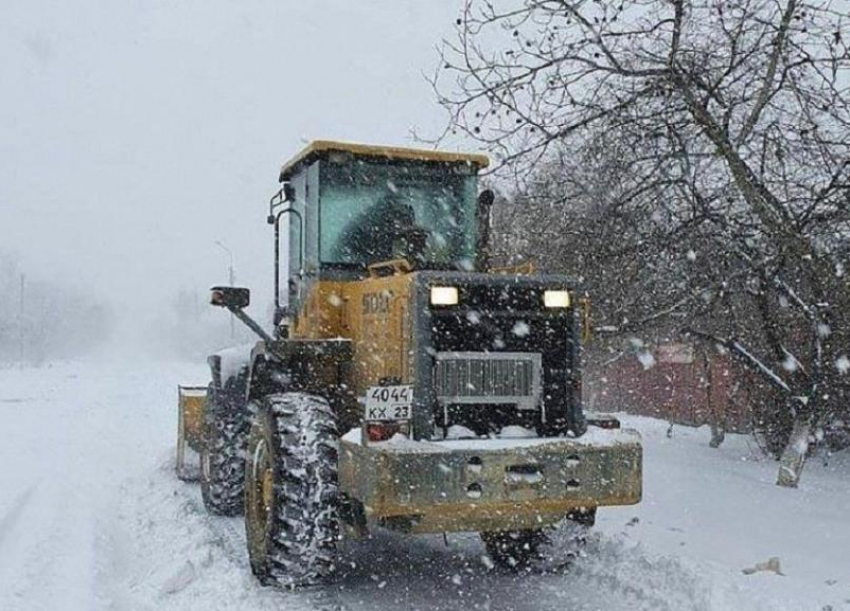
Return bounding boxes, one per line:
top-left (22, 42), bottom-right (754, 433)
top-left (274, 141), bottom-right (489, 315)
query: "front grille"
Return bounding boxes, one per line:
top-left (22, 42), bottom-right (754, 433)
top-left (434, 352), bottom-right (542, 410)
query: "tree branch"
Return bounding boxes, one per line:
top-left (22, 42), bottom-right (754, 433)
top-left (736, 0), bottom-right (798, 146)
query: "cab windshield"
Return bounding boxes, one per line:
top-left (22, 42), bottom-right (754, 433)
top-left (319, 159), bottom-right (478, 270)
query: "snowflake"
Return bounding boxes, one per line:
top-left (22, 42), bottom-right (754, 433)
top-left (458, 258), bottom-right (475, 271)
top-left (637, 350), bottom-right (655, 370)
top-left (836, 355), bottom-right (850, 375)
top-left (512, 321), bottom-right (530, 337)
top-left (782, 353), bottom-right (799, 372)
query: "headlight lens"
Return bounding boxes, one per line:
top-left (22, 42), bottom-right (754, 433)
top-left (543, 290), bottom-right (571, 308)
top-left (430, 286), bottom-right (459, 306)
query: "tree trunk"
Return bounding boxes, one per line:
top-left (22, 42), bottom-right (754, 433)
top-left (776, 415), bottom-right (812, 488)
top-left (709, 423), bottom-right (725, 449)
top-left (705, 352), bottom-right (725, 448)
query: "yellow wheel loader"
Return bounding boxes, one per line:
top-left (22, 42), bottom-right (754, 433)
top-left (176, 140), bottom-right (642, 587)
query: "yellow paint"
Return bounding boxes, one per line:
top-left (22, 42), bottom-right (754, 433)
top-left (367, 258), bottom-right (412, 277)
top-left (290, 272), bottom-right (415, 397)
top-left (371, 496), bottom-right (635, 534)
top-left (279, 140), bottom-right (489, 181)
top-left (490, 261), bottom-right (535, 275)
top-left (262, 467), bottom-right (273, 516)
top-left (178, 386), bottom-right (206, 452)
top-left (338, 431), bottom-right (642, 536)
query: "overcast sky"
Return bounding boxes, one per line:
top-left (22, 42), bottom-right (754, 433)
top-left (0, 1), bottom-right (466, 328)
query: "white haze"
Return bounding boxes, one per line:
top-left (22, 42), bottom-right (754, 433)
top-left (0, 0), bottom-right (464, 357)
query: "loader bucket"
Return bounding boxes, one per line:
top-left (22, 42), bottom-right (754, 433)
top-left (176, 385), bottom-right (207, 482)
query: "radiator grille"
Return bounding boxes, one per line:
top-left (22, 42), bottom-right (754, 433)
top-left (434, 352), bottom-right (541, 410)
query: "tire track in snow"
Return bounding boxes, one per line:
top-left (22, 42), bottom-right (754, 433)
top-left (298, 526), bottom-right (713, 611)
top-left (0, 485), bottom-right (37, 552)
top-left (0, 480), bottom-right (102, 611)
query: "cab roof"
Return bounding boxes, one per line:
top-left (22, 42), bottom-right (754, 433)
top-left (278, 140), bottom-right (490, 182)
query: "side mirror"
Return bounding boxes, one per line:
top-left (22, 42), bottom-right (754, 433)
top-left (210, 286), bottom-right (250, 309)
top-left (478, 189), bottom-right (495, 209)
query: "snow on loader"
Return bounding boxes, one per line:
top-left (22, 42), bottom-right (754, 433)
top-left (175, 140), bottom-right (642, 587)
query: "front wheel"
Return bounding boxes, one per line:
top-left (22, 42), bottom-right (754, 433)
top-left (244, 392), bottom-right (340, 588)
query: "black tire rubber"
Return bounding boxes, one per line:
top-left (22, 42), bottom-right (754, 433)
top-left (483, 509), bottom-right (596, 570)
top-left (244, 392), bottom-right (340, 588)
top-left (481, 529), bottom-right (548, 569)
top-left (566, 507), bottom-right (596, 528)
top-left (200, 384), bottom-right (249, 516)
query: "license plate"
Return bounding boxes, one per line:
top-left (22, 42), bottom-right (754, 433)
top-left (365, 385), bottom-right (413, 421)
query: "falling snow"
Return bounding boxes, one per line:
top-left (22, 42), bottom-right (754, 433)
top-left (511, 321), bottom-right (530, 337)
top-left (637, 350), bottom-right (655, 370)
top-left (782, 353), bottom-right (799, 372)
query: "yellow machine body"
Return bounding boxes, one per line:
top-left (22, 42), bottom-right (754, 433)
top-left (283, 268), bottom-right (642, 535)
top-left (178, 140), bottom-right (642, 537)
top-left (289, 270), bottom-right (417, 397)
top-left (176, 385), bottom-right (207, 481)
top-left (178, 386), bottom-right (206, 451)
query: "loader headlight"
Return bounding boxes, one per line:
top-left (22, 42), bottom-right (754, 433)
top-left (430, 286), bottom-right (459, 306)
top-left (543, 290), bottom-right (571, 308)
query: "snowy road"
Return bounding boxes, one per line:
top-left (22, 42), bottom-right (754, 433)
top-left (1, 361), bottom-right (847, 611)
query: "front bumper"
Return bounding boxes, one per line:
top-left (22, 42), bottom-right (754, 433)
top-left (339, 429), bottom-right (642, 534)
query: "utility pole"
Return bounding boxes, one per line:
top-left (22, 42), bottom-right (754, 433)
top-left (18, 273), bottom-right (25, 367)
top-left (215, 241), bottom-right (236, 340)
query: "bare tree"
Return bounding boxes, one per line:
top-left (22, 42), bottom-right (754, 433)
top-left (435, 0), bottom-right (850, 486)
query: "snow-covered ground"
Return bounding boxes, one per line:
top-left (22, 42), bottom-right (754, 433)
top-left (0, 360), bottom-right (847, 611)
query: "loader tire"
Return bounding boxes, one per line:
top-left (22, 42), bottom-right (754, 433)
top-left (481, 529), bottom-right (548, 569)
top-left (244, 393), bottom-right (340, 588)
top-left (200, 385), bottom-right (249, 516)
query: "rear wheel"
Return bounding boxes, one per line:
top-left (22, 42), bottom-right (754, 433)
top-left (481, 529), bottom-right (548, 569)
top-left (244, 392), bottom-right (340, 588)
top-left (482, 509), bottom-right (596, 570)
top-left (200, 385), bottom-right (249, 516)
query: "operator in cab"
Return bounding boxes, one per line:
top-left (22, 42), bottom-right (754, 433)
top-left (333, 193), bottom-right (429, 265)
